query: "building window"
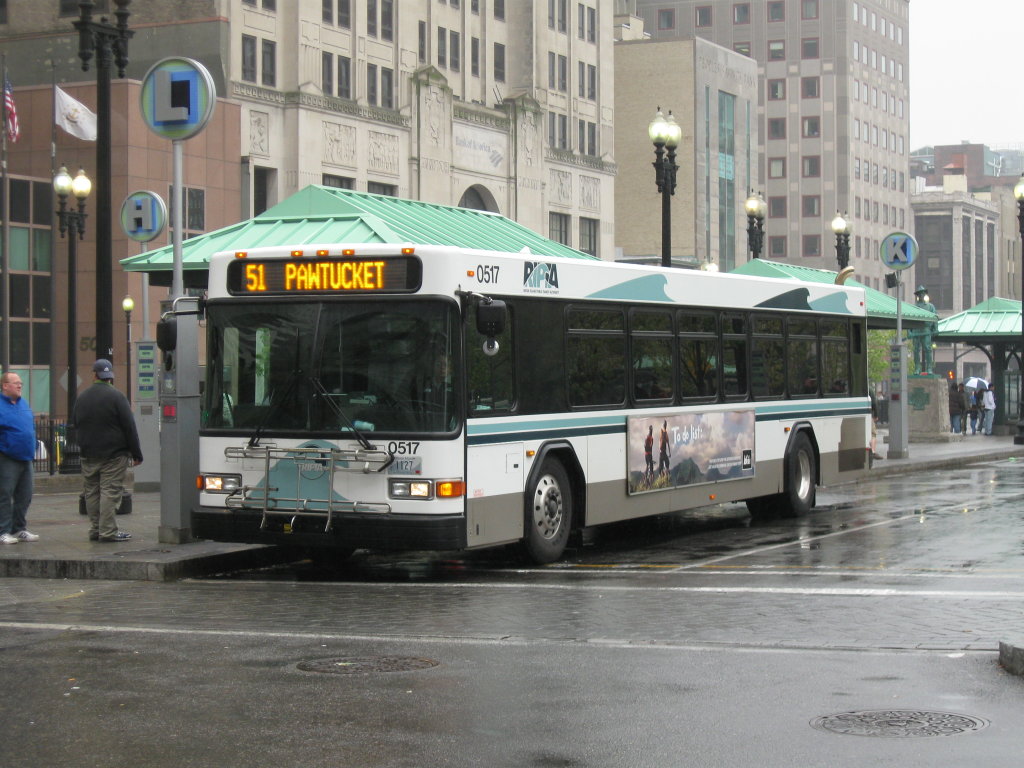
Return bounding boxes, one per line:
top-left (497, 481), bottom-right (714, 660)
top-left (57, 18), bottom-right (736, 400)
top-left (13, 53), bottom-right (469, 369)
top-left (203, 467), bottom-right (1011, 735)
top-left (802, 116), bottom-right (820, 137)
top-left (367, 182), bottom-right (397, 196)
top-left (338, 56), bottom-right (351, 98)
top-left (734, 41), bottom-right (751, 56)
top-left (768, 157), bottom-right (786, 178)
top-left (695, 6), bottom-right (712, 26)
top-left (381, 67), bottom-right (393, 108)
top-left (587, 64), bottom-right (597, 99)
top-left (548, 52), bottom-right (556, 89)
top-left (587, 121), bottom-right (597, 155)
top-left (802, 195), bottom-right (821, 217)
top-left (578, 3), bottom-right (586, 38)
top-left (242, 36), bottom-right (257, 82)
top-left (768, 196), bottom-right (786, 217)
top-left (494, 0), bottom-right (504, 20)
top-left (587, 6), bottom-right (596, 41)
top-left (494, 44), bottom-right (506, 81)
top-left (802, 235), bottom-right (821, 257)
top-left (802, 38), bottom-right (819, 58)
top-left (367, 63), bottom-right (377, 105)
top-left (438, 27), bottom-right (447, 68)
top-left (801, 76), bottom-right (820, 98)
top-left (381, 0), bottom-right (393, 41)
top-left (767, 1), bottom-right (784, 21)
top-left (558, 54), bottom-right (568, 92)
top-left (261, 40), bottom-right (276, 87)
top-left (549, 212), bottom-right (571, 245)
top-left (339, 0), bottom-right (351, 27)
top-left (768, 40), bottom-right (785, 60)
top-left (657, 9), bottom-right (675, 30)
top-left (367, 0), bottom-right (377, 37)
top-left (769, 236), bottom-right (787, 258)
top-left (418, 21), bottom-right (427, 63)
top-left (802, 156), bottom-right (821, 177)
top-left (733, 3), bottom-right (750, 23)
top-left (580, 217), bottom-right (599, 256)
top-left (471, 37), bottom-right (480, 76)
top-left (767, 79), bottom-right (785, 99)
top-left (801, 0), bottom-right (819, 20)
top-left (322, 52), bottom-right (333, 95)
top-left (323, 0), bottom-right (333, 23)
top-left (767, 118), bottom-right (786, 140)
top-left (322, 174), bottom-right (355, 189)
top-left (450, 31), bottom-right (461, 72)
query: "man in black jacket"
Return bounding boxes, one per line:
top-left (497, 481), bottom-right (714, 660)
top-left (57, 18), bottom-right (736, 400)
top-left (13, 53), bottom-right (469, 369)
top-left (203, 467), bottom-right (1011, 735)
top-left (71, 360), bottom-right (143, 542)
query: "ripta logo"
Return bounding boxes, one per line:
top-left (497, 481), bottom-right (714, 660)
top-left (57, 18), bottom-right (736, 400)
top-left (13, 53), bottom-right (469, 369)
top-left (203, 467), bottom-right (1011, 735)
top-left (523, 262), bottom-right (559, 292)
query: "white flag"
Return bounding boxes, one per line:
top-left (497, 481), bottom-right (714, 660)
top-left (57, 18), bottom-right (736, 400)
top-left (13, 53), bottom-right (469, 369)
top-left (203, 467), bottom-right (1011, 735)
top-left (55, 87), bottom-right (97, 141)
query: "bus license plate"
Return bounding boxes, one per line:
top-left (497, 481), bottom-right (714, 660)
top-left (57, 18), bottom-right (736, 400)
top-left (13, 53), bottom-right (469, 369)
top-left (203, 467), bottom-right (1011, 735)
top-left (388, 457), bottom-right (422, 475)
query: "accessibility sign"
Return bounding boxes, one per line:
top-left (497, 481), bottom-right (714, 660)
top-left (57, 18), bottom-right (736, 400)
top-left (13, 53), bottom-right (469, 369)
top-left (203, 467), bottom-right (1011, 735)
top-left (880, 231), bottom-right (918, 271)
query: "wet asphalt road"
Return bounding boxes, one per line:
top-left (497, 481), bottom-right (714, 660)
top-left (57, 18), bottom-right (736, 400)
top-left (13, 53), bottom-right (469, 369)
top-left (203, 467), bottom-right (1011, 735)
top-left (1, 458), bottom-right (1022, 767)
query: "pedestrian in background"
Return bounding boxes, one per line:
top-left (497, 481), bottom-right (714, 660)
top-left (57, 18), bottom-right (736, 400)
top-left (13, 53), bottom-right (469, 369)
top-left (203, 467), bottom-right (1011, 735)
top-left (981, 384), bottom-right (996, 436)
top-left (968, 391), bottom-right (980, 434)
top-left (956, 383), bottom-right (969, 434)
top-left (71, 360), bottom-right (143, 542)
top-left (0, 373), bottom-right (39, 544)
top-left (948, 382), bottom-right (966, 434)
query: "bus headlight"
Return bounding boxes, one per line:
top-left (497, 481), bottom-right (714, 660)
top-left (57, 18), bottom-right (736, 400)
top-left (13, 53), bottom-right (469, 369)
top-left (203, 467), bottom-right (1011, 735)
top-left (200, 474), bottom-right (242, 493)
top-left (389, 480), bottom-right (433, 499)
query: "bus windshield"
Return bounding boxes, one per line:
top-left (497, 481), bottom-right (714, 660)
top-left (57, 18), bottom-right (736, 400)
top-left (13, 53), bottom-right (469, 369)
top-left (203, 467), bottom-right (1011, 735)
top-left (204, 299), bottom-right (460, 435)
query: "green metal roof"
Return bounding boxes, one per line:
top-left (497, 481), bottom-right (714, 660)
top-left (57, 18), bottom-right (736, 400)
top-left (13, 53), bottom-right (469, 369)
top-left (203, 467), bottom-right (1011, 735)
top-left (935, 297), bottom-right (1022, 343)
top-left (121, 186), bottom-right (595, 284)
top-left (730, 259), bottom-right (937, 328)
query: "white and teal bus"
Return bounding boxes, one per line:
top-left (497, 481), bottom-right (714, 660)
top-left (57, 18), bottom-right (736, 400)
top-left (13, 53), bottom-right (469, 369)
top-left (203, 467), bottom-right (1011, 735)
top-left (195, 242), bottom-right (870, 563)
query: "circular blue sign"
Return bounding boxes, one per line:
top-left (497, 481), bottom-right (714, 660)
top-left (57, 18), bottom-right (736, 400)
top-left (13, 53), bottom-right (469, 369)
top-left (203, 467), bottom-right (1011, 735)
top-left (120, 191), bottom-right (168, 243)
top-left (140, 57), bottom-right (216, 141)
top-left (880, 231), bottom-right (918, 271)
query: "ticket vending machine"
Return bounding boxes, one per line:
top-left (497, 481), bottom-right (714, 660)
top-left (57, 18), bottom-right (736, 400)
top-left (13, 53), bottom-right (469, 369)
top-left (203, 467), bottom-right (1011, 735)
top-left (130, 339), bottom-right (161, 490)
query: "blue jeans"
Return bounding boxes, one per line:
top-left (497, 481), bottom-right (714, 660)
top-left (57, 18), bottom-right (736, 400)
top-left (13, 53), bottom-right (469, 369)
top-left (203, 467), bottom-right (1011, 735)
top-left (983, 408), bottom-right (995, 435)
top-left (0, 452), bottom-right (33, 535)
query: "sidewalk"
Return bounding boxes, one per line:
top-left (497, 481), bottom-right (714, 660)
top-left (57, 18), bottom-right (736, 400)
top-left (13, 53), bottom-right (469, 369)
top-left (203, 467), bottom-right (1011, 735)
top-left (1, 433), bottom-right (1022, 583)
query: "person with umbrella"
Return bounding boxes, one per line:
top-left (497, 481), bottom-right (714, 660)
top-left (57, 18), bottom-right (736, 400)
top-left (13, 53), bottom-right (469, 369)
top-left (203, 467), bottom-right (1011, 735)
top-left (964, 377), bottom-right (989, 435)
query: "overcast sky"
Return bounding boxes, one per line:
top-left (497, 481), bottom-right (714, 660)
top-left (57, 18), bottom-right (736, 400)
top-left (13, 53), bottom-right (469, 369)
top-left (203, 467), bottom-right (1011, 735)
top-left (909, 0), bottom-right (1024, 150)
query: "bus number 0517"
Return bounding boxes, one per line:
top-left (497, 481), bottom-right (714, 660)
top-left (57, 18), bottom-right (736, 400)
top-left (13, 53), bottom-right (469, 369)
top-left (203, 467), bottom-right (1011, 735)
top-left (476, 265), bottom-right (499, 284)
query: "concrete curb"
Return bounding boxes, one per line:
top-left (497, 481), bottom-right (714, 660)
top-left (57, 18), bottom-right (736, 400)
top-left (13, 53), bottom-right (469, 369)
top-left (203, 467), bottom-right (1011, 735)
top-left (868, 450), bottom-right (1024, 480)
top-left (998, 642), bottom-right (1024, 677)
top-left (0, 542), bottom-right (291, 582)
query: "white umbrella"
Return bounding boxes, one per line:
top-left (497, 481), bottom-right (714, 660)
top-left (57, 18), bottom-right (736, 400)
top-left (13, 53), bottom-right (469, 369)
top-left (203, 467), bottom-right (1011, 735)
top-left (964, 377), bottom-right (988, 391)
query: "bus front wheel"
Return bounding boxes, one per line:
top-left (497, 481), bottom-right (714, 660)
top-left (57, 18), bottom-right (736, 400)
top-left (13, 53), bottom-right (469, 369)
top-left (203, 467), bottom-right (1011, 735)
top-left (523, 459), bottom-right (572, 564)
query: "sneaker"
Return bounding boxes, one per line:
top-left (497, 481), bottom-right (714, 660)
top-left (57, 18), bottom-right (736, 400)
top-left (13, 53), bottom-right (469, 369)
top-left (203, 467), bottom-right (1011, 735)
top-left (98, 531), bottom-right (132, 542)
top-left (14, 530), bottom-right (39, 542)
top-left (88, 532), bottom-right (99, 541)
top-left (0, 533), bottom-right (18, 545)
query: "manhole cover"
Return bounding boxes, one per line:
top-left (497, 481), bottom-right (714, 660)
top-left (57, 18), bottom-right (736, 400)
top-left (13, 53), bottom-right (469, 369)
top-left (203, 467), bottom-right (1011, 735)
top-left (296, 656), bottom-right (439, 675)
top-left (811, 710), bottom-right (989, 738)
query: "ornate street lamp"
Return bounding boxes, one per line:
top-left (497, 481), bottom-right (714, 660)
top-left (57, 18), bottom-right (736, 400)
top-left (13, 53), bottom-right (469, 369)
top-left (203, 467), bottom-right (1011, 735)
top-left (744, 190), bottom-right (767, 259)
top-left (122, 295), bottom-right (134, 405)
top-left (73, 0), bottom-right (133, 364)
top-left (649, 107), bottom-right (682, 268)
top-left (1013, 175), bottom-right (1024, 444)
top-left (54, 166), bottom-right (92, 419)
top-left (831, 210), bottom-right (852, 270)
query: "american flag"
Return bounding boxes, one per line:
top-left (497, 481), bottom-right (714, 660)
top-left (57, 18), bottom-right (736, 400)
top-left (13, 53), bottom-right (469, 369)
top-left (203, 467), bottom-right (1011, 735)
top-left (4, 76), bottom-right (19, 143)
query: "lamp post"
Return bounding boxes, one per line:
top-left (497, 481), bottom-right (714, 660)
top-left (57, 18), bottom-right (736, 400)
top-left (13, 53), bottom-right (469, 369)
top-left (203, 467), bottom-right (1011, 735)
top-left (73, 0), bottom-right (133, 364)
top-left (54, 166), bottom-right (92, 419)
top-left (648, 107), bottom-right (682, 268)
top-left (830, 210), bottom-right (852, 270)
top-left (122, 295), bottom-right (134, 405)
top-left (744, 190), bottom-right (767, 259)
top-left (1013, 175), bottom-right (1024, 445)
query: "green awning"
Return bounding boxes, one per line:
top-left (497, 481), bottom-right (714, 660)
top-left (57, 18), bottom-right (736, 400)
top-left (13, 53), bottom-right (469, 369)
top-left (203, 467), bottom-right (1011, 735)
top-left (730, 259), bottom-right (937, 329)
top-left (935, 297), bottom-right (1022, 344)
top-left (121, 185), bottom-right (595, 286)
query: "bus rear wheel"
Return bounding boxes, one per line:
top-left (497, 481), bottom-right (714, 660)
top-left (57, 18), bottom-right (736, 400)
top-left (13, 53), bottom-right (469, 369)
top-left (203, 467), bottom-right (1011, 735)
top-left (522, 459), bottom-right (572, 564)
top-left (781, 432), bottom-right (816, 517)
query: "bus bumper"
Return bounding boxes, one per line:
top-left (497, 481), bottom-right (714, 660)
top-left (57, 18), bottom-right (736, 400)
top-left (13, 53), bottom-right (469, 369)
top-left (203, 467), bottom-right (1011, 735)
top-left (192, 505), bottom-right (467, 552)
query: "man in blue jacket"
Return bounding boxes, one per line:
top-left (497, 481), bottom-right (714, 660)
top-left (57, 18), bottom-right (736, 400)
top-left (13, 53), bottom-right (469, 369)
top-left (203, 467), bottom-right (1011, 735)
top-left (72, 360), bottom-right (143, 542)
top-left (0, 372), bottom-right (39, 544)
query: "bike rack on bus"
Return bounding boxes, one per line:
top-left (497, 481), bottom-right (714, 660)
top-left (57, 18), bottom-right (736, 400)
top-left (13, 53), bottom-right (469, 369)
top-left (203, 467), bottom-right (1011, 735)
top-left (222, 445), bottom-right (393, 532)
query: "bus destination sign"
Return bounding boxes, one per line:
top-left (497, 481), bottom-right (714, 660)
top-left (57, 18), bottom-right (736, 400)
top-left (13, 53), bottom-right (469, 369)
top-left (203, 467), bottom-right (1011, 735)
top-left (227, 256), bottom-right (422, 295)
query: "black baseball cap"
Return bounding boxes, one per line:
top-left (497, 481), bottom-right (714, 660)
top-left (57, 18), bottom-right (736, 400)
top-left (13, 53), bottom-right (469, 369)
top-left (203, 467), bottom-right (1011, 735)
top-left (93, 359), bottom-right (114, 380)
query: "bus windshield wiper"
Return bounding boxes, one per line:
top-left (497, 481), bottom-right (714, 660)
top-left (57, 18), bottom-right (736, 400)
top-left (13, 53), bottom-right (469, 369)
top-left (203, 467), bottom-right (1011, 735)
top-left (309, 376), bottom-right (376, 451)
top-left (247, 369), bottom-right (302, 448)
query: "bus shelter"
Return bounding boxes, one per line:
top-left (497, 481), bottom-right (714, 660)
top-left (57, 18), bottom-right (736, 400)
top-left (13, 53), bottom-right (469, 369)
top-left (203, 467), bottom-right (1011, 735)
top-left (933, 297), bottom-right (1023, 432)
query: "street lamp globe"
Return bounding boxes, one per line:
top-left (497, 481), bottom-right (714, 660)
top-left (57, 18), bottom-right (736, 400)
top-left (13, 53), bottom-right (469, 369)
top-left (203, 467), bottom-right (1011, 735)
top-left (831, 211), bottom-right (850, 236)
top-left (71, 168), bottom-right (92, 201)
top-left (744, 190), bottom-right (767, 220)
top-left (122, 296), bottom-right (134, 314)
top-left (53, 165), bottom-right (73, 197)
top-left (648, 108), bottom-right (668, 145)
top-left (1014, 174), bottom-right (1024, 203)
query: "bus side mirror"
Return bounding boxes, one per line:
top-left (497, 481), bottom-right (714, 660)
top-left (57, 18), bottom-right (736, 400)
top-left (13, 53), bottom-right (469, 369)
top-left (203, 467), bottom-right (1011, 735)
top-left (156, 316), bottom-right (177, 352)
top-left (476, 299), bottom-right (506, 357)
